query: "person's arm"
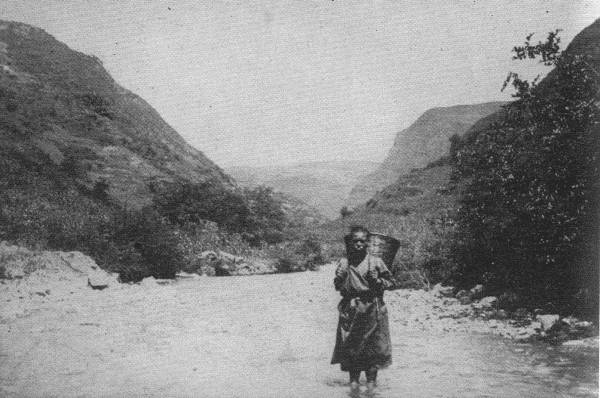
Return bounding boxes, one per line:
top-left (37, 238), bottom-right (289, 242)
top-left (366, 257), bottom-right (397, 291)
top-left (333, 259), bottom-right (348, 291)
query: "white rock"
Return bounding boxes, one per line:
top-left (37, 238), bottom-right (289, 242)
top-left (478, 296), bottom-right (498, 308)
top-left (139, 276), bottom-right (158, 287)
top-left (530, 321), bottom-right (542, 330)
top-left (431, 283), bottom-right (454, 297)
top-left (536, 314), bottom-right (560, 330)
top-left (562, 339), bottom-right (586, 346)
top-left (470, 284), bottom-right (484, 299)
top-left (561, 316), bottom-right (578, 327)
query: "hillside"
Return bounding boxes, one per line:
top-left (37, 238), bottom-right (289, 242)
top-left (461, 20), bottom-right (600, 146)
top-left (345, 102), bottom-right (505, 208)
top-left (227, 161), bottom-right (379, 219)
top-left (317, 163), bottom-right (459, 287)
top-left (0, 20), bottom-right (233, 207)
top-left (0, 20), bottom-right (291, 281)
top-left (449, 19), bottom-right (600, 317)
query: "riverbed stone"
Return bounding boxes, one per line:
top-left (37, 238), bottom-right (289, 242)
top-left (536, 314), bottom-right (560, 330)
top-left (477, 296), bottom-right (498, 308)
top-left (431, 283), bottom-right (454, 297)
top-left (470, 284), bottom-right (484, 299)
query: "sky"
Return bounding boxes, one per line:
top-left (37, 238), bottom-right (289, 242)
top-left (1, 1), bottom-right (598, 167)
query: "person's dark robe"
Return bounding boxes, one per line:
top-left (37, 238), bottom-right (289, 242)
top-left (330, 254), bottom-right (395, 371)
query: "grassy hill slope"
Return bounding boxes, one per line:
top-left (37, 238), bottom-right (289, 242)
top-left (0, 20), bottom-right (232, 208)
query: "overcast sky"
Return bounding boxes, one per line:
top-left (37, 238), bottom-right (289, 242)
top-left (1, 1), bottom-right (598, 167)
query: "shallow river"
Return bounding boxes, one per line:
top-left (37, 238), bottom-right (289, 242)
top-left (0, 265), bottom-right (597, 397)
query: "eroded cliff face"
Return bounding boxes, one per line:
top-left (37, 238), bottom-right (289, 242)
top-left (0, 20), bottom-right (233, 208)
top-left (345, 102), bottom-right (505, 209)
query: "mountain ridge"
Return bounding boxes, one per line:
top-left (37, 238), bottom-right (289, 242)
top-left (0, 19), bottom-right (233, 207)
top-left (345, 101), bottom-right (506, 208)
top-left (227, 160), bottom-right (379, 219)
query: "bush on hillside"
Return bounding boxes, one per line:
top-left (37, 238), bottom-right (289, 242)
top-left (108, 207), bottom-right (183, 281)
top-left (0, 168), bottom-right (184, 282)
top-left (452, 31), bottom-right (599, 317)
top-left (152, 180), bottom-right (251, 233)
top-left (242, 185), bottom-right (288, 244)
top-left (270, 236), bottom-right (325, 273)
top-left (152, 181), bottom-right (290, 245)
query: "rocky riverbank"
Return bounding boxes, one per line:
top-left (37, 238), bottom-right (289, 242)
top-left (389, 283), bottom-right (598, 348)
top-left (1, 243), bottom-right (597, 348)
top-left (1, 262), bottom-right (597, 397)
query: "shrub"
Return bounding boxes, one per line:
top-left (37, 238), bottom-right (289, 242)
top-left (269, 237), bottom-right (325, 273)
top-left (153, 181), bottom-right (291, 246)
top-left (452, 30), bottom-right (599, 317)
top-left (152, 180), bottom-right (251, 233)
top-left (340, 206), bottom-right (353, 218)
top-left (110, 207), bottom-right (184, 281)
top-left (0, 174), bottom-right (185, 282)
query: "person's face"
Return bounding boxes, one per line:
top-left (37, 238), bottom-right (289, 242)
top-left (351, 231), bottom-right (368, 252)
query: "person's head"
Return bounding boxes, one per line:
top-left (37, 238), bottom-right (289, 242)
top-left (349, 225), bottom-right (370, 252)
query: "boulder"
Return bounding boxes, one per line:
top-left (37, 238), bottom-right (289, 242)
top-left (214, 262), bottom-right (232, 276)
top-left (200, 251), bottom-right (219, 261)
top-left (574, 320), bottom-right (593, 329)
top-left (219, 251), bottom-right (244, 264)
top-left (560, 316), bottom-right (578, 327)
top-left (536, 314), bottom-right (560, 331)
top-left (478, 296), bottom-right (498, 308)
top-left (530, 320), bottom-right (542, 330)
top-left (469, 284), bottom-right (484, 300)
top-left (455, 290), bottom-right (471, 305)
top-left (139, 276), bottom-right (158, 287)
top-left (87, 277), bottom-right (109, 290)
top-left (431, 283), bottom-right (454, 297)
top-left (0, 242), bottom-right (117, 288)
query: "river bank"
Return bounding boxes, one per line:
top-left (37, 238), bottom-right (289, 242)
top-left (1, 263), bottom-right (597, 397)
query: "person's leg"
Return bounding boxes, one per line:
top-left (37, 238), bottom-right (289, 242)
top-left (366, 366), bottom-right (377, 390)
top-left (349, 369), bottom-right (361, 388)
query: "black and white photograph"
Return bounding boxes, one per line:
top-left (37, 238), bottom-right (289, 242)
top-left (0, 1), bottom-right (598, 397)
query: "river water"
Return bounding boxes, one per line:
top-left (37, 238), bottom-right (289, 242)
top-left (0, 265), bottom-right (597, 397)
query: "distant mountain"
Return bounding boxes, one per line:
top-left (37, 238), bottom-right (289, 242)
top-left (345, 102), bottom-right (505, 208)
top-left (0, 20), bottom-right (233, 208)
top-left (227, 161), bottom-right (379, 219)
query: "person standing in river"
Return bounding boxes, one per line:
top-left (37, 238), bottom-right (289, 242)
top-left (331, 226), bottom-right (396, 391)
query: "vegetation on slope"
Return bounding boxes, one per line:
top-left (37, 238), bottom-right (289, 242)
top-left (451, 27), bottom-right (599, 318)
top-left (346, 102), bottom-right (505, 208)
top-left (318, 164), bottom-right (459, 288)
top-left (0, 21), bottom-right (324, 281)
top-left (326, 22), bottom-right (599, 322)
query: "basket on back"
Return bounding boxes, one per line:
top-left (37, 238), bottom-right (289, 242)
top-left (344, 232), bottom-right (400, 268)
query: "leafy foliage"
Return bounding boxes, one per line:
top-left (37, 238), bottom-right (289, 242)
top-left (151, 182), bottom-right (289, 244)
top-left (452, 30), bottom-right (599, 316)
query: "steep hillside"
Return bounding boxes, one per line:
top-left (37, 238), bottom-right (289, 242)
top-left (0, 20), bottom-right (232, 207)
top-left (346, 102), bottom-right (505, 208)
top-left (451, 20), bottom-right (600, 316)
top-left (227, 161), bottom-right (379, 219)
